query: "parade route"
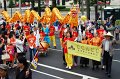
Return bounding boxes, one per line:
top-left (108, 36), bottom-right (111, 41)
top-left (29, 48), bottom-right (120, 79)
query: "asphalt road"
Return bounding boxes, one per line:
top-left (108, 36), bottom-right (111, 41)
top-left (29, 35), bottom-right (120, 79)
top-left (6, 34), bottom-right (120, 79)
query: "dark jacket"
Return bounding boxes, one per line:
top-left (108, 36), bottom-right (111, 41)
top-left (16, 66), bottom-right (32, 79)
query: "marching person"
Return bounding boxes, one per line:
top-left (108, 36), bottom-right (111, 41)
top-left (49, 23), bottom-right (57, 49)
top-left (42, 23), bottom-right (50, 47)
top-left (80, 31), bottom-right (89, 67)
top-left (63, 31), bottom-right (73, 70)
top-left (72, 26), bottom-right (78, 66)
top-left (101, 32), bottom-right (115, 77)
top-left (27, 31), bottom-right (36, 62)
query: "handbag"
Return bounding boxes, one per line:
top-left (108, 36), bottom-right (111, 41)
top-left (1, 53), bottom-right (10, 60)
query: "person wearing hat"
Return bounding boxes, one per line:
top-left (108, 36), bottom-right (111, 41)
top-left (16, 56), bottom-right (32, 79)
top-left (101, 32), bottom-right (115, 77)
top-left (0, 64), bottom-right (9, 79)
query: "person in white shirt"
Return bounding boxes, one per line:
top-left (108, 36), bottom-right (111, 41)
top-left (16, 34), bottom-right (25, 57)
top-left (101, 32), bottom-right (115, 78)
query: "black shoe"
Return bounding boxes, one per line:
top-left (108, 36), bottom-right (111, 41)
top-left (80, 64), bottom-right (84, 67)
top-left (105, 72), bottom-right (108, 74)
top-left (101, 68), bottom-right (105, 70)
top-left (92, 67), bottom-right (95, 70)
top-left (54, 46), bottom-right (57, 49)
top-left (107, 74), bottom-right (111, 78)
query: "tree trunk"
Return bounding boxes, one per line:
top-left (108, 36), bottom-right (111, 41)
top-left (52, 0), bottom-right (56, 8)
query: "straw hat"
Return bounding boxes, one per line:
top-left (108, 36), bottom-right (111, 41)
top-left (104, 32), bottom-right (114, 37)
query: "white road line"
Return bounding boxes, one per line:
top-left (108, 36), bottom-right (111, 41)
top-left (49, 48), bottom-right (120, 52)
top-left (113, 60), bottom-right (120, 63)
top-left (37, 63), bottom-right (98, 79)
top-left (31, 69), bottom-right (64, 79)
top-left (114, 49), bottom-right (120, 51)
top-left (48, 48), bottom-right (62, 52)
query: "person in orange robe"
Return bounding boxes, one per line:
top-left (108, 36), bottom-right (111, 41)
top-left (91, 33), bottom-right (101, 70)
top-left (27, 31), bottom-right (36, 62)
top-left (49, 24), bottom-right (57, 49)
top-left (80, 35), bottom-right (89, 67)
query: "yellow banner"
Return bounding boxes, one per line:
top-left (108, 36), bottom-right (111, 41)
top-left (67, 41), bottom-right (102, 61)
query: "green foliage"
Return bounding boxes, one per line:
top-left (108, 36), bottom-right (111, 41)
top-left (9, 0), bottom-right (14, 8)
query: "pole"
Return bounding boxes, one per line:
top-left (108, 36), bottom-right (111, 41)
top-left (11, 7), bottom-right (12, 17)
top-left (105, 0), bottom-right (106, 8)
top-left (95, 0), bottom-right (98, 21)
top-left (52, 0), bottom-right (56, 8)
top-left (38, 0), bottom-right (41, 16)
top-left (81, 0), bottom-right (84, 15)
top-left (19, 0), bottom-right (21, 13)
top-left (79, 0), bottom-right (81, 8)
top-left (101, 5), bottom-right (102, 22)
top-left (31, 0), bottom-right (35, 10)
top-left (3, 0), bottom-right (7, 11)
top-left (86, 0), bottom-right (90, 20)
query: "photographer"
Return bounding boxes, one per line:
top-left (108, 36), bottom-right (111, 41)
top-left (16, 34), bottom-right (25, 58)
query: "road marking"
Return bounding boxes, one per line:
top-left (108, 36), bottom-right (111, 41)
top-left (114, 49), bottom-right (120, 51)
top-left (36, 63), bottom-right (98, 79)
top-left (49, 48), bottom-right (120, 52)
top-left (113, 59), bottom-right (120, 63)
top-left (48, 48), bottom-right (62, 52)
top-left (31, 69), bottom-right (64, 79)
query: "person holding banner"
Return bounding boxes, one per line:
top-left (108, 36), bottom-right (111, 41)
top-left (91, 32), bottom-right (101, 70)
top-left (72, 26), bottom-right (78, 66)
top-left (80, 33), bottom-right (89, 67)
top-left (63, 31), bottom-right (73, 70)
top-left (101, 32), bottom-right (115, 78)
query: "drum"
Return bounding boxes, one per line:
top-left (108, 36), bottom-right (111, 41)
top-left (39, 41), bottom-right (49, 51)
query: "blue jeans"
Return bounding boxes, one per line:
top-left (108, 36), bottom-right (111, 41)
top-left (29, 48), bottom-right (36, 62)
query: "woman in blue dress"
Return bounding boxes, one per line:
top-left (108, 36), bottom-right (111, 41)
top-left (42, 23), bottom-right (50, 45)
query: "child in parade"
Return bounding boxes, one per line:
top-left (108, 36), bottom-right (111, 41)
top-left (49, 23), bottom-right (57, 49)
top-left (72, 26), bottom-right (78, 66)
top-left (63, 31), bottom-right (73, 69)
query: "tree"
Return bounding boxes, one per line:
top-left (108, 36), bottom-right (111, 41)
top-left (9, 0), bottom-right (14, 8)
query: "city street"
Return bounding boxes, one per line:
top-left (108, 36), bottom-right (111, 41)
top-left (28, 36), bottom-right (120, 79)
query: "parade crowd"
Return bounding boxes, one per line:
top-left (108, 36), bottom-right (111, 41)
top-left (0, 13), bottom-right (119, 79)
